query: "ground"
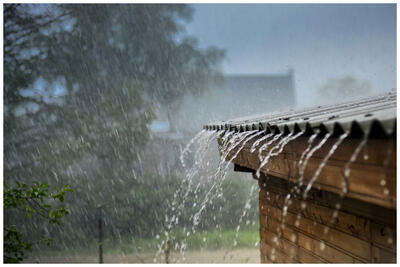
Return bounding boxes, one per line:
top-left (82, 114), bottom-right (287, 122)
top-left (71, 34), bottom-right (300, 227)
top-left (26, 248), bottom-right (260, 263)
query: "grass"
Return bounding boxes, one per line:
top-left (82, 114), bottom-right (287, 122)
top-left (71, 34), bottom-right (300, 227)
top-left (29, 223), bottom-right (260, 260)
top-left (111, 223), bottom-right (260, 254)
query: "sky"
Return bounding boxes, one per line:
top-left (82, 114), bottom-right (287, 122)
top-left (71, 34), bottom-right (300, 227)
top-left (185, 4), bottom-right (396, 107)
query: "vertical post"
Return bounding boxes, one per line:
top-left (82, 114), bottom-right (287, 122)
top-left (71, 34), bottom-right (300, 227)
top-left (164, 240), bottom-right (170, 264)
top-left (98, 205), bottom-right (103, 264)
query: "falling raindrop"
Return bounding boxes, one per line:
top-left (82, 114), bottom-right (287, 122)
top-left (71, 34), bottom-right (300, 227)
top-left (250, 133), bottom-right (273, 153)
top-left (383, 188), bottom-right (389, 195)
top-left (323, 226), bottom-right (329, 234)
top-left (319, 241), bottom-right (326, 251)
top-left (302, 133), bottom-right (348, 200)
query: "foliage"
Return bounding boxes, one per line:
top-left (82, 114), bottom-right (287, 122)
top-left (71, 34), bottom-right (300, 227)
top-left (4, 180), bottom-right (73, 263)
top-left (3, 3), bottom-right (227, 258)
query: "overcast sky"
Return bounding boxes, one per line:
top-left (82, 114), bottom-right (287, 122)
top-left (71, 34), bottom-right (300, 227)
top-left (185, 4), bottom-right (396, 107)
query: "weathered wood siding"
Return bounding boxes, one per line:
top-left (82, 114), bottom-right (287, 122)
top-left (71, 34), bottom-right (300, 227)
top-left (257, 173), bottom-right (396, 263)
top-left (219, 133), bottom-right (396, 263)
top-left (223, 135), bottom-right (396, 209)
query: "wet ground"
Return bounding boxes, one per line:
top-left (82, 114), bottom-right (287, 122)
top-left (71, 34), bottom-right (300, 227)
top-left (26, 248), bottom-right (260, 263)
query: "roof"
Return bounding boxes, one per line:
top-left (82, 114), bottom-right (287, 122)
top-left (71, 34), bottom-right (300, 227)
top-left (204, 91), bottom-right (396, 138)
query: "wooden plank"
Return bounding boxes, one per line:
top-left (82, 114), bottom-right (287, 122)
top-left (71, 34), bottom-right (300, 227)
top-left (260, 223), bottom-right (328, 263)
top-left (260, 227), bottom-right (299, 262)
top-left (256, 173), bottom-right (396, 226)
top-left (298, 247), bottom-right (328, 263)
top-left (260, 202), bottom-right (372, 261)
top-left (296, 231), bottom-right (363, 263)
top-left (260, 189), bottom-right (372, 242)
top-left (260, 240), bottom-right (293, 263)
top-left (222, 135), bottom-right (396, 208)
top-left (262, 218), bottom-right (362, 263)
top-left (371, 222), bottom-right (396, 252)
top-left (240, 136), bottom-right (396, 168)
top-left (371, 246), bottom-right (396, 263)
top-left (248, 151), bottom-right (396, 208)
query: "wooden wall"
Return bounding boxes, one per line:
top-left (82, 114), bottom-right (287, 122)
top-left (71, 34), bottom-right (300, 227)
top-left (220, 132), bottom-right (396, 263)
top-left (224, 135), bottom-right (396, 209)
top-left (256, 173), bottom-right (396, 263)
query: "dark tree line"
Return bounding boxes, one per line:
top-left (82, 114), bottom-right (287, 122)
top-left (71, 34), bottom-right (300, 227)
top-left (4, 4), bottom-right (257, 262)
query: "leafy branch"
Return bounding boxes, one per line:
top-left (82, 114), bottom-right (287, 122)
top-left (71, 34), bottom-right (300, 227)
top-left (4, 180), bottom-right (73, 263)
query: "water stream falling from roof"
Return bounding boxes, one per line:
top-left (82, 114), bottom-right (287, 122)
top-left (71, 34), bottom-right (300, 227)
top-left (256, 132), bottom-right (293, 178)
top-left (154, 128), bottom-right (263, 262)
top-left (257, 133), bottom-right (282, 162)
top-left (218, 181), bottom-right (260, 261)
top-left (154, 129), bottom-right (219, 262)
top-left (323, 133), bottom-right (368, 235)
top-left (180, 129), bottom-right (206, 169)
top-left (158, 116), bottom-right (392, 263)
top-left (232, 182), bottom-right (258, 247)
top-left (192, 130), bottom-right (258, 231)
top-left (214, 130), bottom-right (265, 201)
top-left (250, 133), bottom-right (273, 153)
top-left (302, 132), bottom-right (348, 201)
top-left (296, 132), bottom-right (331, 192)
top-left (379, 138), bottom-right (394, 203)
top-left (169, 130), bottom-right (220, 229)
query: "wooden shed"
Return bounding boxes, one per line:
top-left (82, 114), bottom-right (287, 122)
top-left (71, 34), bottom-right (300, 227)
top-left (204, 93), bottom-right (396, 263)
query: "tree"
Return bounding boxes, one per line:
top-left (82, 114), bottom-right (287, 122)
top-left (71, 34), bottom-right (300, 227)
top-left (4, 180), bottom-right (73, 262)
top-left (4, 3), bottom-right (225, 253)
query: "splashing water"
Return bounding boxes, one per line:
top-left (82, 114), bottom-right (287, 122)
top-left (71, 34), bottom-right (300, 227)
top-left (252, 131), bottom-right (304, 244)
top-left (222, 130), bottom-right (262, 172)
top-left (156, 129), bottom-right (258, 262)
top-left (256, 132), bottom-right (303, 178)
top-left (154, 129), bottom-right (220, 261)
top-left (341, 134), bottom-right (368, 197)
top-left (255, 133), bottom-right (283, 177)
top-left (257, 133), bottom-right (282, 162)
top-left (213, 130), bottom-right (265, 200)
top-left (302, 133), bottom-right (348, 200)
top-left (298, 133), bottom-right (319, 174)
top-left (180, 129), bottom-right (206, 169)
top-left (297, 132), bottom-right (331, 191)
top-left (191, 130), bottom-right (258, 231)
top-left (232, 183), bottom-right (258, 247)
top-left (264, 132), bottom-right (304, 174)
top-left (169, 130), bottom-right (221, 227)
top-left (274, 133), bottom-right (319, 234)
top-left (322, 133), bottom-right (368, 235)
top-left (379, 138), bottom-right (394, 200)
top-left (291, 133), bottom-right (332, 228)
top-left (222, 181), bottom-right (258, 260)
top-left (286, 133), bottom-right (319, 197)
top-left (250, 133), bottom-right (273, 153)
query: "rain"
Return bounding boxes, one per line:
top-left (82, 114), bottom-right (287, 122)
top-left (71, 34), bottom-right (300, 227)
top-left (3, 3), bottom-right (396, 264)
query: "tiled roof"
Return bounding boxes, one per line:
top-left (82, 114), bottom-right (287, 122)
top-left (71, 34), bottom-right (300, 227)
top-left (204, 92), bottom-right (396, 138)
